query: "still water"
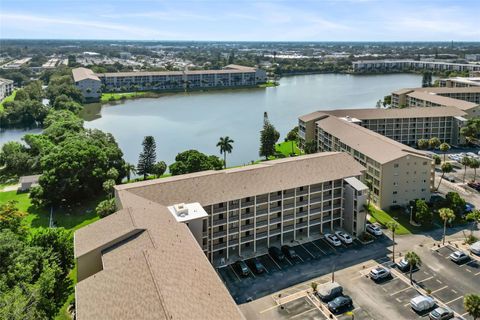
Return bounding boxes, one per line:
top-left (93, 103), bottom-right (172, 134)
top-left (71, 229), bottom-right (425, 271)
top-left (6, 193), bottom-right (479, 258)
top-left (1, 73), bottom-right (424, 167)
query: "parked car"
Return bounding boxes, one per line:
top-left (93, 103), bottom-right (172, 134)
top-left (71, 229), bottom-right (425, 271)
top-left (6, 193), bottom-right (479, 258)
top-left (235, 260), bottom-right (250, 277)
top-left (335, 231), bottom-right (353, 244)
top-left (445, 176), bottom-right (456, 183)
top-left (316, 282), bottom-right (343, 302)
top-left (317, 282), bottom-right (343, 302)
top-left (366, 223), bottom-right (383, 236)
top-left (410, 295), bottom-right (436, 312)
top-left (281, 245), bottom-right (298, 259)
top-left (268, 246), bottom-right (285, 261)
top-left (465, 203), bottom-right (475, 213)
top-left (250, 258), bottom-right (266, 274)
top-left (325, 233), bottom-right (342, 246)
top-left (397, 257), bottom-right (416, 272)
top-left (328, 295), bottom-right (353, 313)
top-left (449, 250), bottom-right (470, 263)
top-left (369, 266), bottom-right (391, 281)
top-left (470, 241), bottom-right (480, 255)
top-left (429, 307), bottom-right (454, 320)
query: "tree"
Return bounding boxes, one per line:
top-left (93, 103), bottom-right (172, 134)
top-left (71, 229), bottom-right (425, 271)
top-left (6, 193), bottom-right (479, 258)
top-left (152, 161), bottom-right (167, 178)
top-left (0, 200), bottom-right (26, 235)
top-left (439, 208), bottom-right (455, 245)
top-left (124, 162), bottom-right (136, 182)
top-left (445, 192), bottom-right (466, 218)
top-left (470, 158), bottom-right (480, 181)
top-left (461, 156), bottom-right (471, 182)
top-left (0, 141), bottom-right (32, 176)
top-left (169, 150), bottom-right (223, 176)
top-left (433, 154), bottom-right (441, 166)
top-left (376, 99), bottom-right (382, 109)
top-left (137, 136), bottom-right (156, 179)
top-left (216, 136), bottom-right (234, 169)
top-left (428, 137), bottom-right (441, 150)
top-left (461, 118), bottom-right (480, 144)
top-left (103, 179), bottom-right (116, 198)
top-left (96, 198), bottom-right (116, 218)
top-left (422, 71), bottom-right (432, 87)
top-left (310, 282), bottom-right (318, 293)
top-left (439, 142), bottom-right (450, 162)
top-left (417, 139), bottom-right (429, 150)
top-left (30, 228), bottom-right (74, 276)
top-left (259, 113), bottom-right (280, 160)
top-left (437, 162), bottom-right (453, 190)
top-left (106, 167), bottom-right (119, 181)
top-left (304, 140), bottom-right (317, 154)
top-left (405, 251), bottom-right (421, 284)
top-left (415, 199), bottom-right (432, 224)
top-left (464, 294), bottom-right (480, 320)
top-left (466, 210), bottom-right (480, 236)
top-left (386, 221), bottom-right (399, 263)
top-left (286, 127), bottom-right (299, 142)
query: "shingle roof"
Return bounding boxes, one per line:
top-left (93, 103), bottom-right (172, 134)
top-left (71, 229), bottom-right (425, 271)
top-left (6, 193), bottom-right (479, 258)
top-left (324, 106), bottom-right (467, 119)
top-left (315, 114), bottom-right (430, 164)
top-left (72, 67), bottom-right (100, 82)
top-left (115, 152), bottom-right (366, 207)
top-left (407, 91), bottom-right (478, 111)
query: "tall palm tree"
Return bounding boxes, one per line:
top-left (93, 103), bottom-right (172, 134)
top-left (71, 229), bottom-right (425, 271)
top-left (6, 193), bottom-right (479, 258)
top-left (437, 162), bottom-right (453, 191)
top-left (405, 251), bottom-right (421, 284)
top-left (462, 156), bottom-right (471, 183)
top-left (464, 294), bottom-right (480, 320)
top-left (470, 159), bottom-right (480, 182)
top-left (124, 162), bottom-right (137, 182)
top-left (216, 136), bottom-right (234, 169)
top-left (439, 142), bottom-right (450, 162)
top-left (386, 221), bottom-right (399, 263)
top-left (439, 208), bottom-right (455, 245)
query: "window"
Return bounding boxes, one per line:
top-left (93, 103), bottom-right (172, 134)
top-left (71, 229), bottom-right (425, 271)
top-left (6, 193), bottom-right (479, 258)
top-left (246, 219), bottom-right (250, 225)
top-left (246, 207), bottom-right (250, 214)
top-left (219, 203), bottom-right (224, 208)
top-left (277, 201), bottom-right (282, 207)
top-left (393, 200), bottom-right (397, 204)
top-left (219, 226), bottom-right (223, 231)
top-left (219, 238), bottom-right (223, 243)
top-left (219, 214), bottom-right (223, 220)
top-left (394, 163), bottom-right (399, 168)
top-left (299, 207), bottom-right (303, 213)
top-left (246, 197), bottom-right (250, 202)
top-left (300, 196), bottom-right (304, 202)
top-left (300, 186), bottom-right (304, 191)
top-left (246, 231), bottom-right (250, 236)
top-left (277, 191), bottom-right (281, 196)
top-left (277, 212), bottom-right (281, 218)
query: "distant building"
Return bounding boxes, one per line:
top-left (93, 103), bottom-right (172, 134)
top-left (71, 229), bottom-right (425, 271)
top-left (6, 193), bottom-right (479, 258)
top-left (438, 77), bottom-right (480, 88)
top-left (352, 60), bottom-right (480, 73)
top-left (19, 175), bottom-right (40, 192)
top-left (72, 67), bottom-right (102, 99)
top-left (119, 52), bottom-right (132, 59)
top-left (0, 78), bottom-right (14, 100)
top-left (71, 64), bottom-right (268, 99)
top-left (2, 57), bottom-right (32, 69)
top-left (465, 54), bottom-right (480, 62)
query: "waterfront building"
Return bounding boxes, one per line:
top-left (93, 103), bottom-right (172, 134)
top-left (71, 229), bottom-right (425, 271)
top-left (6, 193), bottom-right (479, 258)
top-left (72, 67), bottom-right (102, 99)
top-left (352, 60), bottom-right (480, 73)
top-left (0, 78), bottom-right (14, 101)
top-left (299, 112), bottom-right (433, 209)
top-left (438, 77), bottom-right (480, 88)
top-left (75, 153), bottom-right (368, 319)
top-left (72, 64), bottom-right (267, 99)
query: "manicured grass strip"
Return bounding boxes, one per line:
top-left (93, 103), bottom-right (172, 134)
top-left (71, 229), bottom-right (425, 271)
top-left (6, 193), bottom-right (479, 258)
top-left (258, 80), bottom-right (279, 88)
top-left (367, 205), bottom-right (411, 235)
top-left (275, 140), bottom-right (303, 157)
top-left (100, 91), bottom-right (148, 102)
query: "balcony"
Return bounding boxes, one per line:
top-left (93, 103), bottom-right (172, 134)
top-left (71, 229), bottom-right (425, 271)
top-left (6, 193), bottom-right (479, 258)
top-left (212, 218), bottom-right (227, 227)
top-left (212, 230), bottom-right (227, 239)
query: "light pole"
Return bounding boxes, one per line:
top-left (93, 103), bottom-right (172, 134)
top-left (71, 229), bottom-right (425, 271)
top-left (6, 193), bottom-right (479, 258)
top-left (409, 205), bottom-right (414, 224)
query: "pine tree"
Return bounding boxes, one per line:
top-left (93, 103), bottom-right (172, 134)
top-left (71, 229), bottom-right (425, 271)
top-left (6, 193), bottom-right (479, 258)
top-left (137, 136), bottom-right (157, 179)
top-left (259, 113), bottom-right (280, 160)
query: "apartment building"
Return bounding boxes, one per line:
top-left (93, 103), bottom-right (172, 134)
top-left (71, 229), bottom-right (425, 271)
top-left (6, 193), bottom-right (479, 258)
top-left (323, 107), bottom-right (467, 146)
top-left (74, 153), bottom-right (367, 319)
top-left (391, 87), bottom-right (480, 118)
top-left (299, 112), bottom-right (433, 209)
top-left (439, 77), bottom-right (480, 88)
top-left (72, 64), bottom-right (267, 99)
top-left (352, 60), bottom-right (480, 73)
top-left (72, 67), bottom-right (102, 99)
top-left (0, 78), bottom-right (14, 101)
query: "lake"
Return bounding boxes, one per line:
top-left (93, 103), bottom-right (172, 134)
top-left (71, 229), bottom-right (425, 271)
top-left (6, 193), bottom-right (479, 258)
top-left (1, 73), bottom-right (424, 167)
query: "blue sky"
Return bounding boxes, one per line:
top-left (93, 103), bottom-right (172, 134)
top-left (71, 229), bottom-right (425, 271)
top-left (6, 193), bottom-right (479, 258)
top-left (1, 0), bottom-right (479, 41)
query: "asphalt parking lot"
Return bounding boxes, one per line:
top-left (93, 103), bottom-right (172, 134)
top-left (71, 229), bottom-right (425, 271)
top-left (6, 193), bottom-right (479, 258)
top-left (217, 235), bottom-right (391, 303)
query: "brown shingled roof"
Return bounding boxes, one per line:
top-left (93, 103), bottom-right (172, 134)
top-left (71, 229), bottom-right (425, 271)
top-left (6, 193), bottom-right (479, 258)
top-left (324, 106), bottom-right (467, 119)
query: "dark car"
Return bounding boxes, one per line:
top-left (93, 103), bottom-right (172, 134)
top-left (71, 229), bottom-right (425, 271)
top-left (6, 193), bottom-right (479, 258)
top-left (268, 246), bottom-right (285, 261)
top-left (235, 260), bottom-right (250, 277)
top-left (281, 245), bottom-right (298, 259)
top-left (250, 258), bottom-right (266, 274)
top-left (328, 295), bottom-right (353, 313)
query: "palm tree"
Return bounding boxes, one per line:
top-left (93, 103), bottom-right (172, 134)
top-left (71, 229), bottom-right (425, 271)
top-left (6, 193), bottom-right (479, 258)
top-left (470, 158), bottom-right (480, 181)
top-left (464, 294), bottom-right (480, 320)
top-left (462, 156), bottom-right (471, 183)
top-left (439, 208), bottom-right (455, 245)
top-left (466, 210), bottom-right (480, 236)
top-left (437, 162), bottom-right (453, 191)
top-left (428, 137), bottom-right (441, 150)
top-left (386, 221), bottom-right (399, 263)
top-left (124, 162), bottom-right (137, 182)
top-left (216, 136), bottom-right (234, 169)
top-left (405, 251), bottom-right (421, 284)
top-left (439, 142), bottom-right (450, 162)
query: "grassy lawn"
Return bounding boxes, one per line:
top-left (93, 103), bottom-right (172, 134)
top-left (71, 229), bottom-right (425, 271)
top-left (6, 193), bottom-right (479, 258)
top-left (275, 140), bottom-right (303, 157)
top-left (0, 190), bottom-right (103, 319)
top-left (0, 89), bottom-right (16, 113)
top-left (258, 80), bottom-right (279, 88)
top-left (100, 91), bottom-right (148, 102)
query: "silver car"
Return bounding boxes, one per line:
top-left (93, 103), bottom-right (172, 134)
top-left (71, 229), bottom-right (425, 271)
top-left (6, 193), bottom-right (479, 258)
top-left (335, 231), bottom-right (353, 244)
top-left (369, 266), bottom-right (390, 281)
top-left (325, 233), bottom-right (342, 247)
top-left (366, 223), bottom-right (383, 236)
top-left (469, 241), bottom-right (480, 255)
top-left (449, 250), bottom-right (469, 263)
top-left (429, 307), bottom-right (454, 320)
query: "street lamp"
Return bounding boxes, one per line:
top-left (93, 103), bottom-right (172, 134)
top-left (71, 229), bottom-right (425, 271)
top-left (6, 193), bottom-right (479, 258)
top-left (409, 205), bottom-right (414, 224)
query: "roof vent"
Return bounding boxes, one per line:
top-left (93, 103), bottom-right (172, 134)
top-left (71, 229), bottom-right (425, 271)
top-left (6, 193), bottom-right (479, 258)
top-left (173, 203), bottom-right (188, 217)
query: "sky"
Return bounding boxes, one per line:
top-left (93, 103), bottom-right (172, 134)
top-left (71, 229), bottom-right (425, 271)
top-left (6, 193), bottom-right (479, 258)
top-left (1, 0), bottom-right (479, 41)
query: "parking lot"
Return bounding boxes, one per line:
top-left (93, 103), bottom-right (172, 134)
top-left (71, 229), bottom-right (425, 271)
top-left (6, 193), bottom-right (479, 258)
top-left (217, 235), bottom-right (391, 303)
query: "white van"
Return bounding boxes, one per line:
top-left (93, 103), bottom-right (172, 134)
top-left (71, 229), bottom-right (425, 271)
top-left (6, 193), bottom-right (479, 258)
top-left (410, 295), bottom-right (435, 312)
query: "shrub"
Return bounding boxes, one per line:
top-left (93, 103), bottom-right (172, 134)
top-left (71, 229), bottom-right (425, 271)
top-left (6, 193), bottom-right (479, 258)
top-left (96, 198), bottom-right (116, 218)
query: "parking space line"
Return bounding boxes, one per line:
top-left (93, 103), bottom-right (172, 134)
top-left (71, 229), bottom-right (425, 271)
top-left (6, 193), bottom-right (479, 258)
top-left (475, 271), bottom-right (480, 276)
top-left (285, 257), bottom-right (294, 265)
top-left (416, 276), bottom-right (434, 284)
top-left (268, 254), bottom-right (282, 270)
top-left (431, 285), bottom-right (448, 294)
top-left (403, 302), bottom-right (410, 307)
top-left (436, 279), bottom-right (442, 284)
top-left (300, 243), bottom-right (315, 258)
top-left (311, 240), bottom-right (326, 255)
top-left (390, 285), bottom-right (413, 296)
top-left (445, 296), bottom-right (463, 305)
top-left (465, 268), bottom-right (472, 273)
top-left (289, 307), bottom-right (317, 319)
top-left (321, 238), bottom-right (338, 252)
top-left (229, 264), bottom-right (241, 281)
top-left (296, 254), bottom-right (304, 263)
top-left (451, 289), bottom-right (458, 294)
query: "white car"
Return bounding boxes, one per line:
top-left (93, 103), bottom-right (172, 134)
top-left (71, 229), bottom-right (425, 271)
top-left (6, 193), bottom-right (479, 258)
top-left (410, 295), bottom-right (435, 312)
top-left (335, 231), bottom-right (353, 244)
top-left (325, 233), bottom-right (342, 247)
top-left (369, 266), bottom-right (390, 281)
top-left (366, 223), bottom-right (383, 236)
top-left (449, 250), bottom-right (469, 263)
top-left (470, 241), bottom-right (480, 255)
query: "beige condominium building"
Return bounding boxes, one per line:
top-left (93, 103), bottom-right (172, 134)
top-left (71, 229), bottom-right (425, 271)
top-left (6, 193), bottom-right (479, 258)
top-left (299, 112), bottom-right (434, 209)
top-left (0, 77), bottom-right (14, 101)
top-left (72, 64), bottom-right (267, 99)
top-left (439, 77), bottom-right (480, 88)
top-left (352, 60), bottom-right (480, 73)
top-left (391, 86), bottom-right (480, 118)
top-left (74, 152), bottom-right (368, 319)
